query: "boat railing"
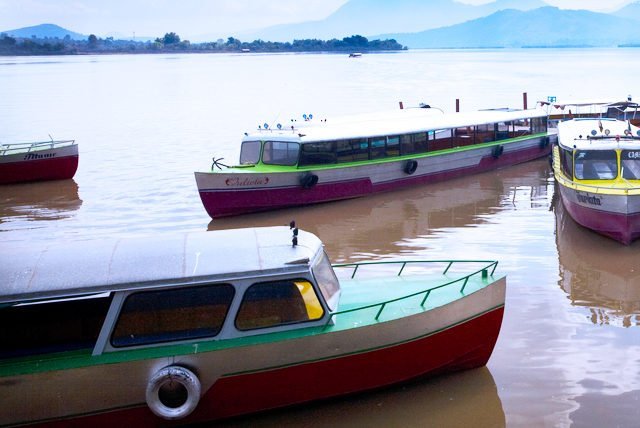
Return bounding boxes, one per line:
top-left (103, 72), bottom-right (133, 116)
top-left (326, 260), bottom-right (498, 326)
top-left (0, 140), bottom-right (75, 156)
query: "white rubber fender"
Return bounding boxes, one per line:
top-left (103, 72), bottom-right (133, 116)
top-left (145, 365), bottom-right (201, 420)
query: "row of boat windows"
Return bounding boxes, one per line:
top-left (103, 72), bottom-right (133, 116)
top-left (0, 279), bottom-right (326, 359)
top-left (240, 118), bottom-right (548, 167)
top-left (559, 148), bottom-right (640, 180)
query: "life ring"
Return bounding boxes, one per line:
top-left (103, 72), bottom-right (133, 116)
top-left (300, 173), bottom-right (318, 189)
top-left (492, 145), bottom-right (504, 159)
top-left (404, 160), bottom-right (418, 175)
top-left (146, 366), bottom-right (201, 420)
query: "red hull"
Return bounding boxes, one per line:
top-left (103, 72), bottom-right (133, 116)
top-left (200, 145), bottom-right (550, 218)
top-left (0, 155), bottom-right (79, 184)
top-left (562, 198), bottom-right (640, 245)
top-left (34, 306), bottom-right (503, 427)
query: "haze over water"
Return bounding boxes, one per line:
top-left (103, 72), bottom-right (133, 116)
top-left (1, 48), bottom-right (639, 426)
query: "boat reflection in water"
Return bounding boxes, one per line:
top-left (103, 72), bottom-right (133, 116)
top-left (554, 191), bottom-right (640, 327)
top-left (209, 159), bottom-right (550, 262)
top-left (0, 180), bottom-right (82, 224)
top-left (219, 367), bottom-right (504, 427)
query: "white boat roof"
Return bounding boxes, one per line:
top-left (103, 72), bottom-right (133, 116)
top-left (0, 226), bottom-right (322, 304)
top-left (245, 107), bottom-right (547, 143)
top-left (558, 118), bottom-right (640, 150)
top-left (542, 99), bottom-right (640, 114)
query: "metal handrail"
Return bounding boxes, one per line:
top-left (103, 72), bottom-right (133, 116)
top-left (325, 260), bottom-right (499, 327)
top-left (0, 140), bottom-right (75, 156)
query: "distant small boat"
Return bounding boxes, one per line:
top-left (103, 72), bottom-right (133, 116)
top-left (552, 102), bottom-right (640, 244)
top-left (0, 139), bottom-right (78, 184)
top-left (349, 52), bottom-right (362, 58)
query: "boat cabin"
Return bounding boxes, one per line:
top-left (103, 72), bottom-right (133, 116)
top-left (0, 227), bottom-right (340, 360)
top-left (543, 99), bottom-right (640, 127)
top-left (556, 118), bottom-right (640, 182)
top-left (238, 108), bottom-right (548, 168)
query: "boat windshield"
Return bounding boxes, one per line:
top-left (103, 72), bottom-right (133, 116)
top-left (312, 252), bottom-right (340, 311)
top-left (621, 150), bottom-right (640, 179)
top-left (239, 141), bottom-right (261, 165)
top-left (574, 150), bottom-right (617, 180)
top-left (262, 141), bottom-right (299, 166)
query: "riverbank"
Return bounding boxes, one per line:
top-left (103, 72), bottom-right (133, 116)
top-left (0, 33), bottom-right (406, 56)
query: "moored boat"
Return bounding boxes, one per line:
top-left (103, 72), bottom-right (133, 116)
top-left (552, 116), bottom-right (640, 244)
top-left (195, 106), bottom-right (551, 218)
top-left (0, 139), bottom-right (78, 184)
top-left (0, 225), bottom-right (505, 426)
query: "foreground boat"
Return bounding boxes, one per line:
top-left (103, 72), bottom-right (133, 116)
top-left (0, 225), bottom-right (505, 426)
top-left (195, 106), bottom-right (550, 218)
top-left (552, 117), bottom-right (640, 244)
top-left (0, 139), bottom-right (78, 184)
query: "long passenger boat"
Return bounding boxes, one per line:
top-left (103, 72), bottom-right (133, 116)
top-left (195, 106), bottom-right (550, 218)
top-left (0, 225), bottom-right (505, 426)
top-left (0, 139), bottom-right (78, 184)
top-left (552, 114), bottom-right (640, 244)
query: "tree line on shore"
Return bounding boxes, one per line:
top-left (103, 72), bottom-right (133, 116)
top-left (0, 32), bottom-right (405, 55)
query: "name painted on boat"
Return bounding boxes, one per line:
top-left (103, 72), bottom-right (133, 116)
top-left (626, 151), bottom-right (640, 159)
top-left (24, 152), bottom-right (56, 160)
top-left (225, 177), bottom-right (270, 186)
top-left (577, 193), bottom-right (601, 206)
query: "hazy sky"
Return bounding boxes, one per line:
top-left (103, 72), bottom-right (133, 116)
top-left (0, 0), bottom-right (634, 40)
top-left (460, 0), bottom-right (631, 10)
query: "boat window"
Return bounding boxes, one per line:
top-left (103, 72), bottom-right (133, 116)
top-left (513, 119), bottom-right (531, 137)
top-left (235, 280), bottom-right (323, 330)
top-left (476, 124), bottom-right (496, 143)
top-left (454, 127), bottom-right (474, 146)
top-left (400, 132), bottom-right (428, 155)
top-left (496, 122), bottom-right (512, 140)
top-left (431, 129), bottom-right (453, 151)
top-left (560, 147), bottom-right (574, 178)
top-left (240, 141), bottom-right (261, 165)
top-left (312, 252), bottom-right (340, 311)
top-left (386, 136), bottom-right (400, 157)
top-left (574, 150), bottom-right (617, 180)
top-left (299, 141), bottom-right (337, 165)
top-left (335, 138), bottom-right (368, 163)
top-left (532, 117), bottom-right (548, 134)
top-left (110, 284), bottom-right (235, 347)
top-left (621, 150), bottom-right (640, 179)
top-left (262, 141), bottom-right (300, 166)
top-left (369, 136), bottom-right (387, 159)
top-left (0, 293), bottom-right (112, 359)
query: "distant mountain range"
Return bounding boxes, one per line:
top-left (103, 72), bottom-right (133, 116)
top-left (3, 1), bottom-right (640, 48)
top-left (613, 1), bottom-right (640, 20)
top-left (2, 23), bottom-right (85, 40)
top-left (379, 7), bottom-right (640, 48)
top-left (238, 0), bottom-right (549, 42)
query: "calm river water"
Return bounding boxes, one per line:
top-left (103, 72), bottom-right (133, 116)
top-left (1, 49), bottom-right (639, 427)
